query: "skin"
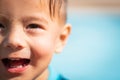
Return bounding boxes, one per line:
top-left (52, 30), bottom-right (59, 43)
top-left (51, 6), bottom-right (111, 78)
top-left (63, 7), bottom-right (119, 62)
top-left (0, 0), bottom-right (71, 80)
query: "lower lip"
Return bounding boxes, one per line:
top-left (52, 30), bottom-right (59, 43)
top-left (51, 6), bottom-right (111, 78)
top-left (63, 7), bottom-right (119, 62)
top-left (7, 65), bottom-right (29, 73)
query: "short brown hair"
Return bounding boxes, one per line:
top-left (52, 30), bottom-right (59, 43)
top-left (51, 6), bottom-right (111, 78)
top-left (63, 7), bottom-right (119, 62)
top-left (49, 0), bottom-right (67, 25)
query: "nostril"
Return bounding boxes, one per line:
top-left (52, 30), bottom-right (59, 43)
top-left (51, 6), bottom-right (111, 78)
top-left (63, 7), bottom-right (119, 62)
top-left (15, 45), bottom-right (24, 50)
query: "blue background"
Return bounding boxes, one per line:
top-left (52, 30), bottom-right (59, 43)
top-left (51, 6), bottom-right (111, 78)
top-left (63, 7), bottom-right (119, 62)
top-left (51, 10), bottom-right (120, 80)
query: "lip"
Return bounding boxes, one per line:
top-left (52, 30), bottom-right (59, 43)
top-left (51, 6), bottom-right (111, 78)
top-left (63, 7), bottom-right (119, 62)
top-left (1, 58), bottom-right (30, 73)
top-left (7, 65), bottom-right (29, 73)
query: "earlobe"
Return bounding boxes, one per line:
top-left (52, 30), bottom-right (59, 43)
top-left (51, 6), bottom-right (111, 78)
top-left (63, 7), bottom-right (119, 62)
top-left (55, 24), bottom-right (71, 53)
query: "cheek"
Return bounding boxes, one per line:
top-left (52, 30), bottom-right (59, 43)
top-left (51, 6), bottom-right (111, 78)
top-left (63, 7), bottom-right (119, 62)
top-left (29, 37), bottom-right (56, 69)
top-left (30, 37), bottom-right (56, 58)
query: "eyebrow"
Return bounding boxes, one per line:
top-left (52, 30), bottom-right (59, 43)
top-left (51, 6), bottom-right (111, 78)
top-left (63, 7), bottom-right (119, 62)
top-left (0, 14), bottom-right (9, 24)
top-left (0, 14), bottom-right (8, 20)
top-left (22, 15), bottom-right (49, 24)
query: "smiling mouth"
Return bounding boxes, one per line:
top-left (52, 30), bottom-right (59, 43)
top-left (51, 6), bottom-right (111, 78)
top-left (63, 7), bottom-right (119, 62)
top-left (1, 58), bottom-right (30, 73)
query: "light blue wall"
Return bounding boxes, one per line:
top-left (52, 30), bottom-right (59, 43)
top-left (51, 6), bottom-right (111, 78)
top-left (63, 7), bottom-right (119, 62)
top-left (51, 11), bottom-right (120, 80)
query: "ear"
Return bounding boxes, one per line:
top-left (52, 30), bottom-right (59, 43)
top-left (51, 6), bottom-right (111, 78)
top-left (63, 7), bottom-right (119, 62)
top-left (55, 24), bottom-right (71, 53)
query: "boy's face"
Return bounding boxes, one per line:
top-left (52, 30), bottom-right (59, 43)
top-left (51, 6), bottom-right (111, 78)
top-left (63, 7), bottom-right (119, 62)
top-left (0, 0), bottom-right (70, 80)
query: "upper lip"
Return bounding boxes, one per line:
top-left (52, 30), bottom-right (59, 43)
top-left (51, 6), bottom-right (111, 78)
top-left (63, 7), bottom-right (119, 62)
top-left (1, 57), bottom-right (30, 60)
top-left (2, 57), bottom-right (29, 60)
top-left (1, 57), bottom-right (31, 61)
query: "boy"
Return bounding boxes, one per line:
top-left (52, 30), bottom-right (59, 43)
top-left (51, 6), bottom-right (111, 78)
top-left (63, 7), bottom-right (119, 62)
top-left (0, 0), bottom-right (71, 80)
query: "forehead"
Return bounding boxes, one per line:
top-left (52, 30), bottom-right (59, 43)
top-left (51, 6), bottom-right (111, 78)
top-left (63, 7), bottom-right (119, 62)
top-left (0, 0), bottom-right (49, 8)
top-left (0, 0), bottom-right (50, 18)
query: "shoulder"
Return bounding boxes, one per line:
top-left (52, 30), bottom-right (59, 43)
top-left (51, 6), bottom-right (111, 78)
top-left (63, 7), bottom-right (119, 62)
top-left (57, 74), bottom-right (68, 80)
top-left (48, 67), bottom-right (69, 80)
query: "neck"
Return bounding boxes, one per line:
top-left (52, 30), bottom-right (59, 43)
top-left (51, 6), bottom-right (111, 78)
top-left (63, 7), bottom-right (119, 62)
top-left (35, 69), bottom-right (49, 80)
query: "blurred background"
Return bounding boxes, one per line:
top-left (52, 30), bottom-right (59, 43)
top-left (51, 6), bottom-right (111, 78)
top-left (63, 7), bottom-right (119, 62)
top-left (51, 0), bottom-right (120, 80)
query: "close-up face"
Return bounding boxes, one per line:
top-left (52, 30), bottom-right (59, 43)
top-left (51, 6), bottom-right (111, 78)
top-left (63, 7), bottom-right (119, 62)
top-left (0, 0), bottom-right (70, 80)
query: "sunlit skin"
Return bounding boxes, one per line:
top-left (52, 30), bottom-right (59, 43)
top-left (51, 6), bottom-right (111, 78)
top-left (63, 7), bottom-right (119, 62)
top-left (0, 0), bottom-right (71, 80)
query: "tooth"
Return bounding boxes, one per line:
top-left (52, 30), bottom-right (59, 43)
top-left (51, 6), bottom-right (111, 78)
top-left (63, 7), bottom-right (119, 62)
top-left (17, 65), bottom-right (23, 68)
top-left (10, 65), bottom-right (23, 68)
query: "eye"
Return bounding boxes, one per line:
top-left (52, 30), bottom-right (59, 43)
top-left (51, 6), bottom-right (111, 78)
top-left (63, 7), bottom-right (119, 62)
top-left (0, 23), bottom-right (5, 32)
top-left (26, 23), bottom-right (44, 34)
top-left (0, 23), bottom-right (5, 28)
top-left (27, 24), bottom-right (40, 29)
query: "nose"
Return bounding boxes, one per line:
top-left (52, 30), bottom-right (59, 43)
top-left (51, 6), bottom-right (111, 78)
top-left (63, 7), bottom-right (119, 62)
top-left (2, 30), bottom-right (26, 50)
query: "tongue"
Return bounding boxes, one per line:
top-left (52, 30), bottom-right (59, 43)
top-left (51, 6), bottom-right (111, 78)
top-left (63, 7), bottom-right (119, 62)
top-left (9, 60), bottom-right (24, 67)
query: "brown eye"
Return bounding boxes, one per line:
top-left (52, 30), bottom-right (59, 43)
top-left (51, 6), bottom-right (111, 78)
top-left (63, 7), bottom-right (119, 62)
top-left (0, 23), bottom-right (5, 28)
top-left (27, 24), bottom-right (40, 29)
top-left (26, 23), bottom-right (44, 34)
top-left (0, 23), bottom-right (5, 32)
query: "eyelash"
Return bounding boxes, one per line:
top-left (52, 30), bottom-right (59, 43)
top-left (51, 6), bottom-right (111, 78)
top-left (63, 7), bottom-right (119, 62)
top-left (27, 24), bottom-right (40, 29)
top-left (26, 23), bottom-right (44, 32)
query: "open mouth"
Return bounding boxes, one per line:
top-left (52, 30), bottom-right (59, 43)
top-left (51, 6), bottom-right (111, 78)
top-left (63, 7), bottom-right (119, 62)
top-left (1, 58), bottom-right (30, 73)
